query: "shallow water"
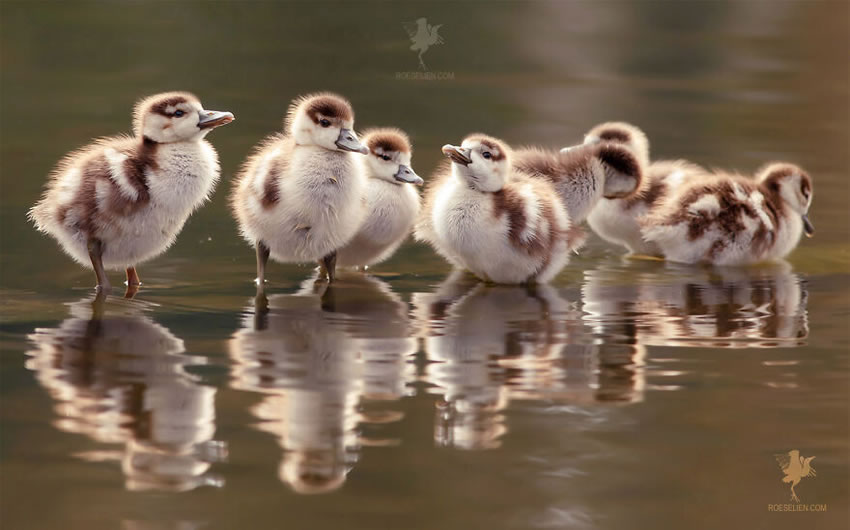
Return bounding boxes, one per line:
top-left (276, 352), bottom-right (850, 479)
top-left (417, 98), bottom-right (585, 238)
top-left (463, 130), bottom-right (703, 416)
top-left (1, 1), bottom-right (848, 529)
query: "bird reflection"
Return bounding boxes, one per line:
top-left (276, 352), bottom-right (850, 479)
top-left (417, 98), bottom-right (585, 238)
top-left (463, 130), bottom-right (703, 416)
top-left (25, 294), bottom-right (226, 492)
top-left (413, 271), bottom-right (646, 450)
top-left (228, 272), bottom-right (416, 494)
top-left (582, 260), bottom-right (809, 348)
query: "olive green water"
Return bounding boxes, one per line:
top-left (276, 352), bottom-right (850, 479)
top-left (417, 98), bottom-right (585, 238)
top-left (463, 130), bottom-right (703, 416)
top-left (1, 1), bottom-right (848, 529)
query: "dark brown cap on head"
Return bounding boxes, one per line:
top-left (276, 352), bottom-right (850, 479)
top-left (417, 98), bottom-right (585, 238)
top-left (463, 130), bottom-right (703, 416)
top-left (133, 91), bottom-right (200, 135)
top-left (756, 162), bottom-right (807, 181)
top-left (361, 127), bottom-right (411, 155)
top-left (286, 92), bottom-right (354, 131)
top-left (756, 162), bottom-right (812, 197)
top-left (596, 128), bottom-right (631, 143)
top-left (586, 121), bottom-right (643, 144)
top-left (463, 133), bottom-right (509, 161)
top-left (585, 121), bottom-right (651, 168)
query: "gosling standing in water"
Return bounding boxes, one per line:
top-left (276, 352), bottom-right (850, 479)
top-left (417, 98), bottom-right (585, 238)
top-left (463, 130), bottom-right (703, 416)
top-left (29, 92), bottom-right (234, 293)
top-left (336, 128), bottom-right (423, 269)
top-left (641, 163), bottom-right (814, 265)
top-left (579, 121), bottom-right (704, 256)
top-left (415, 134), bottom-right (572, 284)
top-left (231, 93), bottom-right (369, 287)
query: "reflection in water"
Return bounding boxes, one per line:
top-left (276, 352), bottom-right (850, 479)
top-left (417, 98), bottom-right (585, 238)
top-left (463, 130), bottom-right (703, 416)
top-left (25, 296), bottom-right (226, 492)
top-left (582, 260), bottom-right (809, 348)
top-left (413, 271), bottom-right (646, 450)
top-left (20, 260), bottom-right (812, 497)
top-left (228, 272), bottom-right (416, 494)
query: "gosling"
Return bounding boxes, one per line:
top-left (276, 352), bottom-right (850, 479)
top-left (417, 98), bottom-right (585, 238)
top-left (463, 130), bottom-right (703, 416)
top-left (641, 162), bottom-right (814, 265)
top-left (415, 134), bottom-right (572, 284)
top-left (29, 92), bottom-right (233, 292)
top-left (335, 128), bottom-right (423, 269)
top-left (513, 138), bottom-right (645, 226)
top-left (580, 121), bottom-right (704, 256)
top-left (230, 92), bottom-right (369, 287)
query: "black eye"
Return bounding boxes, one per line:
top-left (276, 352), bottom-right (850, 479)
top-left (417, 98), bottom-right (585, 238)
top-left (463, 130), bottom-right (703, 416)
top-left (381, 154), bottom-right (391, 161)
top-left (173, 110), bottom-right (185, 118)
top-left (320, 119), bottom-right (331, 128)
top-left (482, 152), bottom-right (492, 159)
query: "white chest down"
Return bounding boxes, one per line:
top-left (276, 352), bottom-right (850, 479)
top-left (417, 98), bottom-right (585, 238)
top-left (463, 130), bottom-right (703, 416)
top-left (97, 141), bottom-right (220, 268)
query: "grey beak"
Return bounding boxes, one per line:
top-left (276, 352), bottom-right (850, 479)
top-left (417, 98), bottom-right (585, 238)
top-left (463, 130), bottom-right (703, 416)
top-left (197, 110), bottom-right (235, 129)
top-left (802, 214), bottom-right (814, 237)
top-left (336, 129), bottom-right (369, 154)
top-left (394, 165), bottom-right (424, 185)
top-left (441, 144), bottom-right (472, 166)
top-left (583, 134), bottom-right (601, 145)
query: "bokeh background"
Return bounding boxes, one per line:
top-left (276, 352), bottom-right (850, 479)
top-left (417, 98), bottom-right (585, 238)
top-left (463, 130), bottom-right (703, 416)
top-left (1, 1), bottom-right (848, 529)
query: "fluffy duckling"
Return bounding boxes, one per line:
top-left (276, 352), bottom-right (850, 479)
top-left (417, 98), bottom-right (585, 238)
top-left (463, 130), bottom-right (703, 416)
top-left (415, 134), bottom-right (572, 284)
top-left (29, 92), bottom-right (234, 291)
top-left (641, 163), bottom-right (814, 265)
top-left (231, 92), bottom-right (369, 286)
top-left (513, 138), bottom-right (644, 226)
top-left (579, 122), bottom-right (705, 256)
top-left (335, 128), bottom-right (423, 269)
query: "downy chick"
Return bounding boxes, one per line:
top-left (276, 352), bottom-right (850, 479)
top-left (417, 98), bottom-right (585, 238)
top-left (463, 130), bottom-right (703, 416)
top-left (415, 134), bottom-right (572, 284)
top-left (29, 92), bottom-right (234, 292)
top-left (580, 121), bottom-right (704, 256)
top-left (336, 128), bottom-right (423, 269)
top-left (231, 92), bottom-right (369, 287)
top-left (513, 138), bottom-right (644, 229)
top-left (641, 163), bottom-right (814, 265)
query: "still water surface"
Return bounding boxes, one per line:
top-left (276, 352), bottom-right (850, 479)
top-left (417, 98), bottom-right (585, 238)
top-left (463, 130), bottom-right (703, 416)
top-left (1, 2), bottom-right (848, 529)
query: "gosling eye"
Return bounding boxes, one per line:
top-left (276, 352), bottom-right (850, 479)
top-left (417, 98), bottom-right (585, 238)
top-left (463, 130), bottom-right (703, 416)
top-left (173, 110), bottom-right (185, 118)
top-left (320, 119), bottom-right (331, 128)
top-left (381, 154), bottom-right (391, 161)
top-left (482, 151), bottom-right (492, 160)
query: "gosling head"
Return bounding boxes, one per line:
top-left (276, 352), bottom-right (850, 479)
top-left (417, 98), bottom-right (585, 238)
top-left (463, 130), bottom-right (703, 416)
top-left (441, 134), bottom-right (510, 193)
top-left (757, 162), bottom-right (814, 237)
top-left (286, 92), bottom-right (368, 154)
top-left (362, 128), bottom-right (423, 185)
top-left (581, 121), bottom-right (650, 168)
top-left (133, 91), bottom-right (234, 143)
